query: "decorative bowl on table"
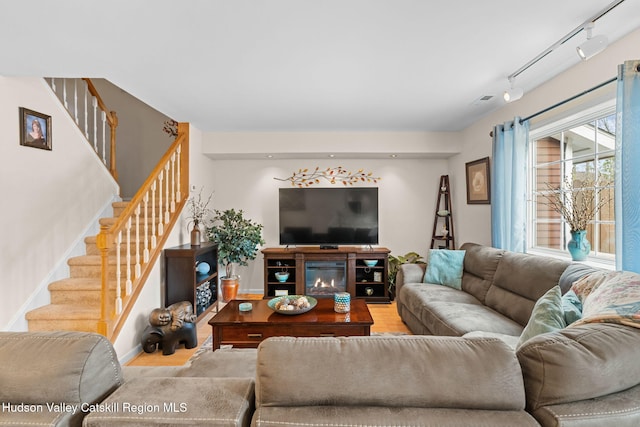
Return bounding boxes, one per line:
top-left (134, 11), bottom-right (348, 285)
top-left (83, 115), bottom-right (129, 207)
top-left (268, 295), bottom-right (317, 315)
top-left (274, 271), bottom-right (290, 282)
top-left (363, 259), bottom-right (378, 267)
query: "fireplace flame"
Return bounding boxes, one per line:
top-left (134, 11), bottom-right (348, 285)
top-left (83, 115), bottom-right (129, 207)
top-left (313, 278), bottom-right (336, 288)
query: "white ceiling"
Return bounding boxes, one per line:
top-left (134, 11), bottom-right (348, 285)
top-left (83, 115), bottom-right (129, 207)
top-left (1, 0), bottom-right (639, 132)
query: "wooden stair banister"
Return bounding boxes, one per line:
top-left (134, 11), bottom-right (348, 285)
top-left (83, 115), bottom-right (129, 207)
top-left (97, 123), bottom-right (190, 341)
top-left (82, 78), bottom-right (118, 181)
top-left (47, 77), bottom-right (119, 183)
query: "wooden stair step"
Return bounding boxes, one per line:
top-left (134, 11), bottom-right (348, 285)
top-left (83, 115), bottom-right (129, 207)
top-left (48, 278), bottom-right (108, 305)
top-left (84, 235), bottom-right (150, 256)
top-left (26, 304), bottom-right (101, 333)
top-left (69, 255), bottom-right (138, 266)
top-left (68, 255), bottom-right (137, 279)
top-left (99, 217), bottom-right (161, 229)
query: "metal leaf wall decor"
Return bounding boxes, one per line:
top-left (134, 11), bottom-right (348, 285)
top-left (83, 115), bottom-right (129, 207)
top-left (275, 166), bottom-right (381, 187)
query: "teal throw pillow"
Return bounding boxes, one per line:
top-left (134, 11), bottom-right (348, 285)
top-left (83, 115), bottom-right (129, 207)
top-left (423, 249), bottom-right (466, 290)
top-left (517, 285), bottom-right (566, 349)
top-left (561, 289), bottom-right (583, 325)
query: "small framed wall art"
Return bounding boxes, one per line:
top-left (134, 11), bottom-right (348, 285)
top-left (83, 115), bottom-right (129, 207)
top-left (465, 157), bottom-right (491, 204)
top-left (19, 107), bottom-right (52, 150)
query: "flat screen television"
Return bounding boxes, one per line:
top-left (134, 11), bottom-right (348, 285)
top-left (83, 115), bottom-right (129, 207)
top-left (279, 187), bottom-right (379, 246)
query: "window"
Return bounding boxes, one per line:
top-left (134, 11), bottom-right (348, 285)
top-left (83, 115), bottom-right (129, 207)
top-left (528, 102), bottom-right (616, 265)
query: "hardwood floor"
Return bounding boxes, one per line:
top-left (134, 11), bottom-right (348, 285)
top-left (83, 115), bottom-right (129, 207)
top-left (126, 294), bottom-right (411, 367)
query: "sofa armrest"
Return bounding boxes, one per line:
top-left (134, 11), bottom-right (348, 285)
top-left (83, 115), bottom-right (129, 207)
top-left (0, 331), bottom-right (123, 405)
top-left (256, 336), bottom-right (526, 411)
top-left (517, 323), bottom-right (640, 412)
top-left (396, 263), bottom-right (426, 296)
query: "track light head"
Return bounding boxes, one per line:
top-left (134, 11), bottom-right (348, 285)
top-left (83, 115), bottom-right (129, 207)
top-left (503, 78), bottom-right (524, 102)
top-left (577, 22), bottom-right (608, 61)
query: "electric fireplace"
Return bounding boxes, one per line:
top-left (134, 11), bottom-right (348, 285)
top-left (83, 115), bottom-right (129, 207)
top-left (305, 260), bottom-right (347, 296)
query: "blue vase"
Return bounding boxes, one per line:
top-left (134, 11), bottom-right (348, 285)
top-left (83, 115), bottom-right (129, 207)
top-left (567, 230), bottom-right (591, 261)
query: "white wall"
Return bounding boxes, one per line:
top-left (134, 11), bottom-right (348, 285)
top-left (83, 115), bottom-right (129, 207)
top-left (192, 156), bottom-right (448, 294)
top-left (202, 131), bottom-right (460, 158)
top-left (113, 124), bottom-right (206, 360)
top-left (91, 79), bottom-right (175, 199)
top-left (0, 77), bottom-right (119, 330)
top-left (450, 28), bottom-right (640, 247)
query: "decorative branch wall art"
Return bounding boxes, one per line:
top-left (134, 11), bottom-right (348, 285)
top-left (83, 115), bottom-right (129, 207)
top-left (275, 166), bottom-right (381, 187)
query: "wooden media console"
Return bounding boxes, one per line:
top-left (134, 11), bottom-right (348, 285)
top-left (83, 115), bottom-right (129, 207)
top-left (262, 246), bottom-right (390, 303)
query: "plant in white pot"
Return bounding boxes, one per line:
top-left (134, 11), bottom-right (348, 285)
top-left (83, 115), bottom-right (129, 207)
top-left (205, 208), bottom-right (265, 302)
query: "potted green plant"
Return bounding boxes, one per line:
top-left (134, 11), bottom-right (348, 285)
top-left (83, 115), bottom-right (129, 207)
top-left (205, 208), bottom-right (265, 301)
top-left (388, 252), bottom-right (426, 300)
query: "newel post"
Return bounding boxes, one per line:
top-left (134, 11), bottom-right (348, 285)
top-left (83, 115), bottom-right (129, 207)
top-left (96, 224), bottom-right (112, 337)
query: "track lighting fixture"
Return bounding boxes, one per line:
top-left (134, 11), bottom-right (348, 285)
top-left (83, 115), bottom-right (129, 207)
top-left (503, 77), bottom-right (524, 103)
top-left (576, 22), bottom-right (608, 61)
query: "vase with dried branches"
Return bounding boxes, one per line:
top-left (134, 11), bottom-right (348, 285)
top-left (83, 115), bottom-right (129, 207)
top-left (186, 188), bottom-right (213, 246)
top-left (539, 177), bottom-right (612, 261)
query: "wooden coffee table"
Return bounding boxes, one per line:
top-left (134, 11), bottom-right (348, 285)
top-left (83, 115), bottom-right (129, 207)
top-left (208, 298), bottom-right (374, 350)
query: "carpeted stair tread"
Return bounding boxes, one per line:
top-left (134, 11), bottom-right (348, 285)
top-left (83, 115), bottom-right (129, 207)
top-left (68, 255), bottom-right (137, 265)
top-left (25, 304), bottom-right (100, 320)
top-left (49, 277), bottom-right (102, 291)
top-left (85, 235), bottom-right (150, 245)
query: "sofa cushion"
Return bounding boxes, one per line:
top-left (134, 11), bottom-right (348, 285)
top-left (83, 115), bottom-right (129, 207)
top-left (517, 323), bottom-right (640, 411)
top-left (253, 406), bottom-right (541, 427)
top-left (485, 251), bottom-right (570, 326)
top-left (83, 377), bottom-right (255, 427)
top-left (516, 285), bottom-right (566, 349)
top-left (421, 301), bottom-right (524, 337)
top-left (460, 242), bottom-right (504, 303)
top-left (530, 382), bottom-right (640, 427)
top-left (424, 249), bottom-right (466, 290)
top-left (256, 336), bottom-right (527, 410)
top-left (403, 282), bottom-right (483, 305)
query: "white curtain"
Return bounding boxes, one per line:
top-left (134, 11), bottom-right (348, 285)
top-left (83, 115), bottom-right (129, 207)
top-left (615, 60), bottom-right (640, 272)
top-left (491, 118), bottom-right (530, 252)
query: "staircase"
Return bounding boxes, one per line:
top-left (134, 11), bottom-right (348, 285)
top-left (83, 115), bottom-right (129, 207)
top-left (25, 79), bottom-right (190, 342)
top-left (26, 202), bottom-right (142, 333)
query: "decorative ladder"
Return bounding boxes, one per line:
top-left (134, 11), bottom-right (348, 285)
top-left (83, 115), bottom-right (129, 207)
top-left (430, 175), bottom-right (455, 250)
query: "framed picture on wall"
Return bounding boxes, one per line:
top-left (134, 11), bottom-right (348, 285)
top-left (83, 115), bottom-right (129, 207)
top-left (19, 107), bottom-right (52, 150)
top-left (465, 157), bottom-right (491, 204)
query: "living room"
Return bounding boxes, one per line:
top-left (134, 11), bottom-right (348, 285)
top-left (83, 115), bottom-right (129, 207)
top-left (4, 3), bottom-right (640, 426)
top-left (1, 1), bottom-right (640, 360)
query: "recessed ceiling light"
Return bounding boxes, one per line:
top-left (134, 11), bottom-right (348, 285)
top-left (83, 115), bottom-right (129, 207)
top-left (390, 154), bottom-right (398, 158)
top-left (328, 154), bottom-right (335, 158)
top-left (266, 154), bottom-right (273, 158)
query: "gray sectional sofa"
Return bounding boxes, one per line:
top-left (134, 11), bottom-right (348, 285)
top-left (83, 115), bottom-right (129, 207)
top-left (396, 242), bottom-right (640, 426)
top-left (3, 242), bottom-right (640, 426)
top-left (396, 242), bottom-right (573, 339)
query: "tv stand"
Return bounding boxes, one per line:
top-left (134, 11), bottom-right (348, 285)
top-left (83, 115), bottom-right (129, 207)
top-left (262, 246), bottom-right (390, 303)
top-left (319, 244), bottom-right (339, 250)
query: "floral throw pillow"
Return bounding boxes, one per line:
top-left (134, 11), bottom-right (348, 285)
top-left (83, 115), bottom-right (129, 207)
top-left (569, 271), bottom-right (640, 329)
top-left (571, 270), bottom-right (614, 303)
